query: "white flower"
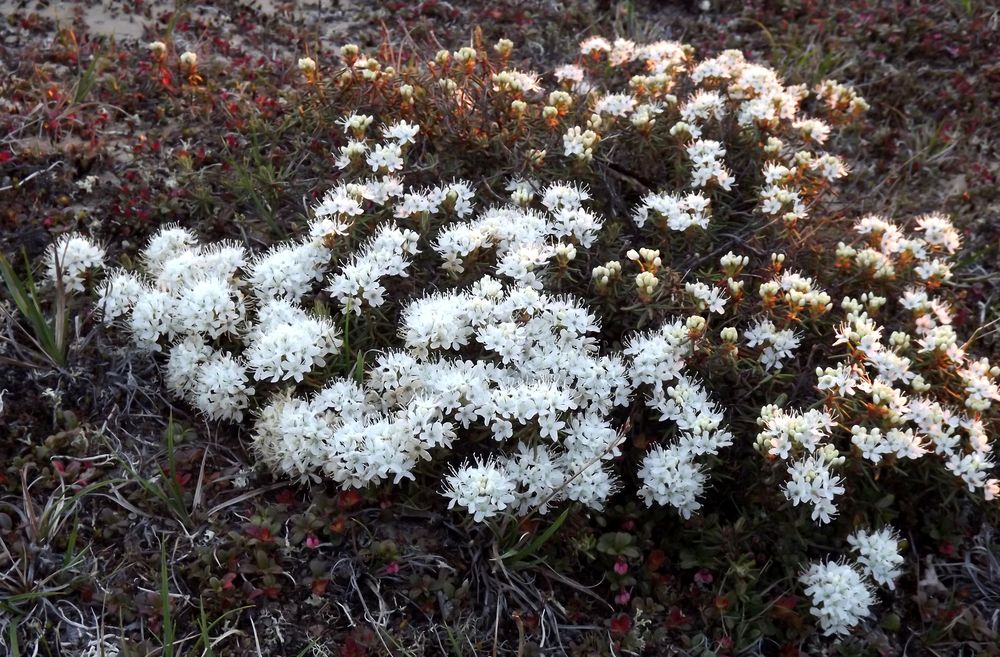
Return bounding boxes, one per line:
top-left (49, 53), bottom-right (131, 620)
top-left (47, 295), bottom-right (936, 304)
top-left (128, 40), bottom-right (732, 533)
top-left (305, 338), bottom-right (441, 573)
top-left (505, 444), bottom-right (567, 514)
top-left (562, 126), bottom-right (598, 160)
top-left (382, 120), bottom-right (420, 145)
top-left (248, 241), bottom-right (329, 302)
top-left (594, 92), bottom-right (636, 117)
top-left (96, 269), bottom-right (145, 321)
top-left (338, 113), bottom-right (374, 136)
top-left (191, 351), bottom-right (254, 421)
top-left (492, 69), bottom-right (542, 94)
top-left (366, 142), bottom-right (405, 173)
top-left (680, 90), bottom-right (726, 123)
top-left (686, 140), bottom-right (733, 190)
top-left (129, 289), bottom-right (176, 351)
top-left (745, 318), bottom-right (800, 371)
top-left (637, 444), bottom-right (706, 518)
top-left (914, 213), bottom-right (961, 254)
top-left (579, 36), bottom-right (612, 57)
top-left (245, 316), bottom-right (342, 383)
top-left (624, 320), bottom-right (691, 386)
top-left (945, 450), bottom-right (997, 494)
top-left (800, 561), bottom-right (874, 636)
top-left (848, 527), bottom-right (904, 589)
top-left (253, 392), bottom-right (334, 481)
top-left (783, 454), bottom-right (845, 524)
top-left (165, 336), bottom-right (211, 399)
top-left (173, 276), bottom-right (246, 339)
top-left (46, 233), bottom-right (105, 293)
top-left (334, 141), bottom-right (368, 170)
top-left (686, 281), bottom-right (727, 314)
top-left (793, 118), bottom-right (831, 144)
top-left (634, 191), bottom-right (712, 231)
top-left (327, 223), bottom-right (418, 313)
top-left (850, 426), bottom-right (893, 463)
top-left (443, 458), bottom-right (518, 522)
top-left (959, 357), bottom-right (1000, 411)
top-left (314, 185), bottom-right (365, 220)
top-left (554, 64), bottom-right (585, 83)
top-left (756, 407), bottom-right (835, 458)
top-left (142, 226), bottom-right (199, 275)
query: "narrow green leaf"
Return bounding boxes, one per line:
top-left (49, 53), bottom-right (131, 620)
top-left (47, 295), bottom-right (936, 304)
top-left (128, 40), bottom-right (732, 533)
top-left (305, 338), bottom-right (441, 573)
top-left (160, 541), bottom-right (175, 657)
top-left (502, 506), bottom-right (571, 563)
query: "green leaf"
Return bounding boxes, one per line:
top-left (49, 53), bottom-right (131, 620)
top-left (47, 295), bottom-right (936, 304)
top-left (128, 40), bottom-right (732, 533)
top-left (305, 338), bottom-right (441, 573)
top-left (501, 506), bottom-right (571, 564)
top-left (596, 531), bottom-right (637, 556)
top-left (8, 621), bottom-right (19, 657)
top-left (160, 541), bottom-right (175, 657)
top-left (73, 51), bottom-right (102, 104)
top-left (881, 612), bottom-right (901, 632)
top-left (0, 251), bottom-right (67, 366)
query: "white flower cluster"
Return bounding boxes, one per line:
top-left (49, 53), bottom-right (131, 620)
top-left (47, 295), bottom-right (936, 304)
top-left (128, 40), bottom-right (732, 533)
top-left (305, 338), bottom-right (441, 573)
top-left (260, 272), bottom-right (632, 517)
top-left (565, 42), bottom-right (860, 229)
top-left (801, 526), bottom-right (902, 636)
top-left (45, 232), bottom-right (105, 293)
top-left (563, 125), bottom-right (599, 161)
top-left (821, 241), bottom-right (998, 500)
top-left (96, 226), bottom-right (343, 421)
top-left (686, 139), bottom-right (733, 190)
top-left (327, 222), bottom-right (419, 313)
top-left (628, 323), bottom-right (734, 517)
top-left (756, 405), bottom-right (845, 523)
top-left (799, 561), bottom-right (874, 636)
top-left (846, 213), bottom-right (961, 285)
top-left (89, 171), bottom-right (738, 523)
top-left (632, 191), bottom-right (711, 232)
top-left (745, 207), bottom-right (997, 528)
top-left (759, 268), bottom-right (833, 316)
top-left (333, 116), bottom-right (420, 174)
top-left (744, 318), bottom-right (801, 371)
top-left (847, 527), bottom-right (904, 589)
top-left (434, 182), bottom-right (602, 283)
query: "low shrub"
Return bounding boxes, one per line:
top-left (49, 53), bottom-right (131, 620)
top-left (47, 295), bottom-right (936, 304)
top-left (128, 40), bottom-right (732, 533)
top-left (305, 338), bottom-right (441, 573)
top-left (48, 33), bottom-right (998, 646)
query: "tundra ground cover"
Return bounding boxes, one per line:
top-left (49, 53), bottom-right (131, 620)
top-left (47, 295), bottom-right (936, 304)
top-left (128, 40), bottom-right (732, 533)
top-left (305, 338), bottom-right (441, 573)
top-left (1, 1), bottom-right (999, 655)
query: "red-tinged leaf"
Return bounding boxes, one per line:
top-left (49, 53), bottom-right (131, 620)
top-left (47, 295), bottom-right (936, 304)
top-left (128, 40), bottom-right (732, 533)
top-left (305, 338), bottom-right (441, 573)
top-left (609, 613), bottom-right (631, 635)
top-left (646, 549), bottom-right (667, 571)
top-left (338, 489), bottom-right (362, 510)
top-left (245, 525), bottom-right (272, 542)
top-left (666, 606), bottom-right (689, 628)
top-left (342, 635), bottom-right (367, 657)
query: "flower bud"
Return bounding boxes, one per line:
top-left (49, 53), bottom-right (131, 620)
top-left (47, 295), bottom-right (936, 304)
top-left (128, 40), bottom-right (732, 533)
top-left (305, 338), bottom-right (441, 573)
top-left (340, 44), bottom-right (360, 63)
top-left (494, 38), bottom-right (513, 58)
top-left (686, 315), bottom-right (706, 334)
